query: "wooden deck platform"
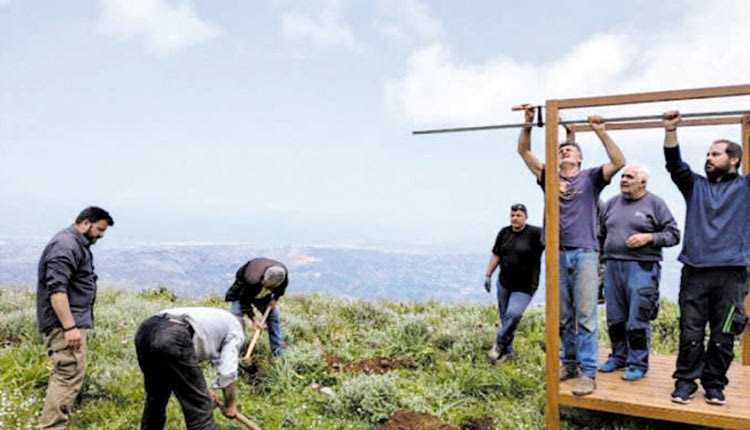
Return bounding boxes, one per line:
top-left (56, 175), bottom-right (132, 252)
top-left (559, 353), bottom-right (750, 429)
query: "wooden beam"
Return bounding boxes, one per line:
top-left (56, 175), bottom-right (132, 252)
top-left (570, 117), bottom-right (743, 133)
top-left (544, 101), bottom-right (561, 430)
top-left (554, 84), bottom-right (750, 109)
top-left (743, 115), bottom-right (750, 366)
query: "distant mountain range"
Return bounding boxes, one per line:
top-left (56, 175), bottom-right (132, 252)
top-left (0, 240), bottom-right (683, 304)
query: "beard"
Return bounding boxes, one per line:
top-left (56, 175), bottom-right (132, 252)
top-left (83, 227), bottom-right (99, 244)
top-left (705, 161), bottom-right (731, 181)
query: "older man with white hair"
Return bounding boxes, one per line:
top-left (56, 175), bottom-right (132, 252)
top-left (597, 164), bottom-right (680, 381)
top-left (225, 258), bottom-right (289, 356)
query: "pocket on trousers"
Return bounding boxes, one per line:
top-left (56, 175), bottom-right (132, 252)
top-left (636, 287), bottom-right (659, 322)
top-left (637, 261), bottom-right (654, 272)
top-left (725, 306), bottom-right (748, 335)
top-left (52, 348), bottom-right (79, 378)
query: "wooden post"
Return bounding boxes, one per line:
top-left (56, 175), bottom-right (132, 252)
top-left (544, 100), bottom-right (561, 430)
top-left (742, 115), bottom-right (750, 366)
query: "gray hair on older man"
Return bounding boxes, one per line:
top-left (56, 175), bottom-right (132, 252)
top-left (263, 266), bottom-right (286, 288)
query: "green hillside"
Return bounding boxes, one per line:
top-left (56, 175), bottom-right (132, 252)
top-left (0, 286), bottom-right (711, 429)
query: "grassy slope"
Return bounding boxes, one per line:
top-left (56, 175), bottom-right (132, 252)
top-left (0, 286), bottom-right (718, 430)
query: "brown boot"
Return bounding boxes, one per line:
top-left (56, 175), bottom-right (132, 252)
top-left (559, 365), bottom-right (579, 381)
top-left (572, 376), bottom-right (596, 396)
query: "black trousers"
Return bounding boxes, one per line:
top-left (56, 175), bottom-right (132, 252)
top-left (673, 266), bottom-right (748, 389)
top-left (135, 316), bottom-right (217, 430)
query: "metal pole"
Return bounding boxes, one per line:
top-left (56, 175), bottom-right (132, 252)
top-left (412, 109), bottom-right (750, 135)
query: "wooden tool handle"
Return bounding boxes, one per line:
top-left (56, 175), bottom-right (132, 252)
top-left (234, 411), bottom-right (263, 430)
top-left (242, 304), bottom-right (274, 360)
top-left (216, 400), bottom-right (264, 430)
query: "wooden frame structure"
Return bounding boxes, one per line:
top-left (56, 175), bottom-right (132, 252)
top-left (543, 84), bottom-right (750, 429)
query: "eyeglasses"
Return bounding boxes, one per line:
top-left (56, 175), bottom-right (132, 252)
top-left (511, 204), bottom-right (527, 213)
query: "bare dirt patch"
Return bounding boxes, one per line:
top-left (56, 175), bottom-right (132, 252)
top-left (461, 416), bottom-right (495, 430)
top-left (381, 409), bottom-right (457, 430)
top-left (326, 353), bottom-right (416, 375)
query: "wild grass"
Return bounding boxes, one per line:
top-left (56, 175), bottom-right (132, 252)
top-left (0, 287), bottom-right (731, 429)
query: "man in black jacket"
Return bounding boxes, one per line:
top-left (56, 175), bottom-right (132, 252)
top-left (225, 258), bottom-right (288, 356)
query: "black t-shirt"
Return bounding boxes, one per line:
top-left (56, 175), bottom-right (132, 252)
top-left (491, 225), bottom-right (544, 294)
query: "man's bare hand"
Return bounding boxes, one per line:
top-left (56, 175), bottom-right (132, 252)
top-left (524, 107), bottom-right (535, 125)
top-left (625, 233), bottom-right (653, 248)
top-left (662, 110), bottom-right (682, 129)
top-left (209, 390), bottom-right (219, 406)
top-left (588, 115), bottom-right (606, 133)
top-left (64, 328), bottom-right (83, 350)
top-left (221, 402), bottom-right (238, 419)
top-left (252, 319), bottom-right (264, 332)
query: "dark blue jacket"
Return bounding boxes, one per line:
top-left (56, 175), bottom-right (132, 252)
top-left (665, 146), bottom-right (750, 267)
top-left (36, 226), bottom-right (98, 334)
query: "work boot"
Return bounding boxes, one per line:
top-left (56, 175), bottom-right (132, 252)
top-left (559, 365), bottom-right (579, 381)
top-left (487, 344), bottom-right (501, 361)
top-left (572, 376), bottom-right (596, 396)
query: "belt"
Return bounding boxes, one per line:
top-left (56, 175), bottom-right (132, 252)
top-left (560, 245), bottom-right (580, 251)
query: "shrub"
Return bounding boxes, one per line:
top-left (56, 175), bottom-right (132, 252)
top-left (333, 373), bottom-right (399, 423)
top-left (138, 286), bottom-right (177, 302)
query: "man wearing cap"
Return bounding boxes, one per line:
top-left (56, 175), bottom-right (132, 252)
top-left (517, 107), bottom-right (625, 396)
top-left (36, 206), bottom-right (114, 429)
top-left (598, 164), bottom-right (680, 381)
top-left (484, 203), bottom-right (544, 364)
top-left (135, 307), bottom-right (243, 429)
top-left (225, 258), bottom-right (288, 356)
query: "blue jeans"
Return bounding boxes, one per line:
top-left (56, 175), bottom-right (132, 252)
top-left (603, 260), bottom-right (660, 371)
top-left (230, 301), bottom-right (284, 356)
top-left (559, 248), bottom-right (599, 378)
top-left (495, 282), bottom-right (533, 354)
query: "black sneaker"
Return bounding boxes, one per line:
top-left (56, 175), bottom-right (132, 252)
top-left (704, 387), bottom-right (726, 405)
top-left (670, 382), bottom-right (697, 404)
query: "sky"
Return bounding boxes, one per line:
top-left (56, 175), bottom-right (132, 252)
top-left (2, 0), bottom-right (750, 252)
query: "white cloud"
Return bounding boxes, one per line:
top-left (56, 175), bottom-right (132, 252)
top-left (376, 0), bottom-right (443, 43)
top-left (97, 0), bottom-right (222, 55)
top-left (386, 0), bottom-right (750, 127)
top-left (280, 0), bottom-right (359, 52)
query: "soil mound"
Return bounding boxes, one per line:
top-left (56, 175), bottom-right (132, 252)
top-left (461, 416), bottom-right (495, 430)
top-left (380, 409), bottom-right (457, 430)
top-left (326, 354), bottom-right (416, 375)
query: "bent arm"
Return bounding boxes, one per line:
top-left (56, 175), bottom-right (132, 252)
top-left (652, 205), bottom-right (681, 248)
top-left (517, 109), bottom-right (543, 180)
top-left (594, 127), bottom-right (626, 182)
top-left (518, 126), bottom-right (543, 180)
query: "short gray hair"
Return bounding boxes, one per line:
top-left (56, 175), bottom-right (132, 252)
top-left (627, 164), bottom-right (649, 182)
top-left (263, 266), bottom-right (286, 288)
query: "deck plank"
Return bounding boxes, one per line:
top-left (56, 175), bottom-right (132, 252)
top-left (558, 353), bottom-right (750, 429)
